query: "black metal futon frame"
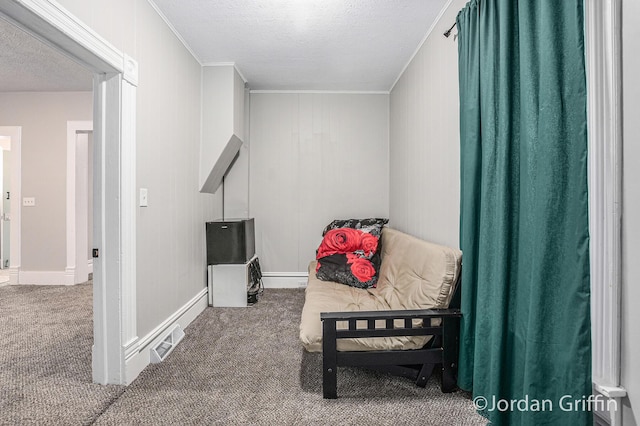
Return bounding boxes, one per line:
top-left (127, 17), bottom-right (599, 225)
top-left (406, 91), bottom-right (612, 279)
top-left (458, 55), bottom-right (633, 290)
top-left (320, 307), bottom-right (461, 399)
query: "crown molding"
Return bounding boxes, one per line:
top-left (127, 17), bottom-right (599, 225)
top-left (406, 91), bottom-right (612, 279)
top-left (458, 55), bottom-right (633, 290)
top-left (389, 0), bottom-right (455, 93)
top-left (249, 89), bottom-right (389, 95)
top-left (2, 0), bottom-right (123, 73)
top-left (202, 62), bottom-right (248, 84)
top-left (146, 0), bottom-right (202, 65)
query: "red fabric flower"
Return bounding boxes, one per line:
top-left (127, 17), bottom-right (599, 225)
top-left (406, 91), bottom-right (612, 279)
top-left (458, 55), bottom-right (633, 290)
top-left (349, 257), bottom-right (376, 282)
top-left (359, 233), bottom-right (378, 257)
top-left (345, 253), bottom-right (360, 264)
top-left (317, 228), bottom-right (362, 259)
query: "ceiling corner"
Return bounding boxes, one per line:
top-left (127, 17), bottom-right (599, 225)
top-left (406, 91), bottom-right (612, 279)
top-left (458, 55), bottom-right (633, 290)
top-left (146, 0), bottom-right (203, 65)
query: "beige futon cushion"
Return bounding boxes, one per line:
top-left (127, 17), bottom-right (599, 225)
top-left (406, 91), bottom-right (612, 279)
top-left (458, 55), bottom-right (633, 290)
top-left (299, 227), bottom-right (462, 353)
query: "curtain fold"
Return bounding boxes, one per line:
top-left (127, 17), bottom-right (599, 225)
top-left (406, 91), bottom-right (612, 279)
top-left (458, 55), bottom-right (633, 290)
top-left (456, 1), bottom-right (591, 425)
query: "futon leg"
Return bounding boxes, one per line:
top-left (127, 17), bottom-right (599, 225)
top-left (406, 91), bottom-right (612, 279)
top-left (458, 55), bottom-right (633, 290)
top-left (441, 365), bottom-right (457, 393)
top-left (323, 356), bottom-right (338, 399)
top-left (322, 318), bottom-right (338, 399)
top-left (415, 363), bottom-right (435, 388)
top-left (441, 316), bottom-right (459, 393)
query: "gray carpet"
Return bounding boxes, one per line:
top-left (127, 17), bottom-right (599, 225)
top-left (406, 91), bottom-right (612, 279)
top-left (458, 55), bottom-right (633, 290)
top-left (0, 283), bottom-right (124, 425)
top-left (1, 284), bottom-right (487, 425)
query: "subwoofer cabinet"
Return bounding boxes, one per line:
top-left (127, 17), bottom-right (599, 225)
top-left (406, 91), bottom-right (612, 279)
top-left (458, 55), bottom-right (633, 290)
top-left (206, 219), bottom-right (255, 265)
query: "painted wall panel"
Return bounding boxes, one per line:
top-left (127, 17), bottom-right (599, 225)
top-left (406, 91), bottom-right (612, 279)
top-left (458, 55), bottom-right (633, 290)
top-left (54, 0), bottom-right (221, 338)
top-left (222, 82), bottom-right (250, 220)
top-left (389, 0), bottom-right (466, 249)
top-left (53, 0), bottom-right (136, 57)
top-left (0, 91), bottom-right (92, 271)
top-left (250, 93), bottom-right (389, 273)
top-left (135, 0), bottom-right (220, 337)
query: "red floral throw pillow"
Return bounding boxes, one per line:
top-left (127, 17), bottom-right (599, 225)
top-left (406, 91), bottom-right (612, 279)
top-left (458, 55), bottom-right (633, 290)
top-left (315, 218), bottom-right (388, 289)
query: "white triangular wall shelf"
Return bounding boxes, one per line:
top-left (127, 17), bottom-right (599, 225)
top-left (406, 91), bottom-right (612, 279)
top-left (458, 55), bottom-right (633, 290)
top-left (200, 133), bottom-right (243, 193)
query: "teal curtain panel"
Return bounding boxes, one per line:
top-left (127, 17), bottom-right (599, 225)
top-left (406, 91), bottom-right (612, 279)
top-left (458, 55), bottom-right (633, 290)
top-left (456, 0), bottom-right (591, 425)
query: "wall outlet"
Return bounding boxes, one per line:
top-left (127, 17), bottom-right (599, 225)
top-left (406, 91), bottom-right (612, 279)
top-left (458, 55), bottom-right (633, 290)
top-left (23, 197), bottom-right (35, 207)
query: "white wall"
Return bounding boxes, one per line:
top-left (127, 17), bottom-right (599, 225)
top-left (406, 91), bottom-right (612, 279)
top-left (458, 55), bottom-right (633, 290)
top-left (0, 91), bottom-right (92, 272)
top-left (222, 87), bottom-right (251, 219)
top-left (134, 1), bottom-right (221, 337)
top-left (50, 0), bottom-right (137, 58)
top-left (249, 93), bottom-right (389, 273)
top-left (55, 0), bottom-right (221, 338)
top-left (621, 1), bottom-right (640, 424)
top-left (389, 0), bottom-right (466, 249)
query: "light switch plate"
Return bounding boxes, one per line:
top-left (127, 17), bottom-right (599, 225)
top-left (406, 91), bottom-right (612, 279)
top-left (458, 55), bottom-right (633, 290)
top-left (139, 188), bottom-right (148, 207)
top-left (23, 197), bottom-right (35, 207)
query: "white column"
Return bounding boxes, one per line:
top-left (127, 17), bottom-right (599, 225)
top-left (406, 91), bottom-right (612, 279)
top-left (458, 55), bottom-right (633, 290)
top-left (585, 0), bottom-right (626, 424)
top-left (121, 55), bottom-right (140, 381)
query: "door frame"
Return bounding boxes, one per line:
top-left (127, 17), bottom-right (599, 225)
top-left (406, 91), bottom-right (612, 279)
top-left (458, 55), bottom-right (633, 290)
top-left (0, 0), bottom-right (138, 384)
top-left (66, 121), bottom-right (93, 285)
top-left (0, 126), bottom-right (21, 280)
top-left (585, 0), bottom-right (627, 424)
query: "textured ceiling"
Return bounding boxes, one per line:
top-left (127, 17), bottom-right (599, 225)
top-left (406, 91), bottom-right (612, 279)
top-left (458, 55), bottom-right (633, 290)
top-left (0, 16), bottom-right (93, 93)
top-left (151, 0), bottom-right (448, 91)
top-left (0, 2), bottom-right (448, 92)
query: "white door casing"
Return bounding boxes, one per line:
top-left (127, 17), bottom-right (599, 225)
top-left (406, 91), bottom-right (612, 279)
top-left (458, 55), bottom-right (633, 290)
top-left (66, 121), bottom-right (93, 285)
top-left (585, 0), bottom-right (626, 425)
top-left (0, 126), bottom-right (21, 284)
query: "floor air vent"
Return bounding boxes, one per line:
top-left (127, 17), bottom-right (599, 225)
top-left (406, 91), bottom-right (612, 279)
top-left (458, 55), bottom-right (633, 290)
top-left (150, 325), bottom-right (185, 363)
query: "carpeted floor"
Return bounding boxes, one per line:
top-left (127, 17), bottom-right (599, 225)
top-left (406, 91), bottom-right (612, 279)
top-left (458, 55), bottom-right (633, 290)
top-left (0, 283), bottom-right (487, 425)
top-left (0, 283), bottom-right (124, 425)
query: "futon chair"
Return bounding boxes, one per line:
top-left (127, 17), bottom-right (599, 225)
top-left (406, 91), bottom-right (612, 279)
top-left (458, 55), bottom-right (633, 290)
top-left (299, 227), bottom-right (463, 398)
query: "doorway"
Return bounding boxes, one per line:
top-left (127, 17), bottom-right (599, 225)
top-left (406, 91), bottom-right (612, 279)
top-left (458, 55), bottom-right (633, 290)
top-left (1, 144), bottom-right (9, 271)
top-left (0, 126), bottom-right (20, 286)
top-left (0, 135), bottom-right (10, 282)
top-left (0, 1), bottom-right (138, 385)
top-left (67, 121), bottom-right (94, 285)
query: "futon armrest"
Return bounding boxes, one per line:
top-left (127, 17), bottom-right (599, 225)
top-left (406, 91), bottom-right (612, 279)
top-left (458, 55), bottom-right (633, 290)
top-left (320, 308), bottom-right (462, 398)
top-left (320, 308), bottom-right (461, 340)
top-left (320, 308), bottom-right (461, 321)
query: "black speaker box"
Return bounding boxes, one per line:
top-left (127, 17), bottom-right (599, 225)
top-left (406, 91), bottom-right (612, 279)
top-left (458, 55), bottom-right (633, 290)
top-left (206, 218), bottom-right (255, 265)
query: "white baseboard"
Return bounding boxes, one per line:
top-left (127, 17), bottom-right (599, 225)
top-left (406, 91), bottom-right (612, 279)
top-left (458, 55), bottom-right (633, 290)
top-left (592, 383), bottom-right (627, 426)
top-left (124, 287), bottom-right (208, 384)
top-left (8, 267), bottom-right (19, 285)
top-left (19, 270), bottom-right (75, 285)
top-left (64, 267), bottom-right (77, 285)
top-left (262, 272), bottom-right (309, 289)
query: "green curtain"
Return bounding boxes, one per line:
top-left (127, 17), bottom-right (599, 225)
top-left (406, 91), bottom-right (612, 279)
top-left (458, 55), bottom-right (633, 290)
top-left (456, 1), bottom-right (591, 425)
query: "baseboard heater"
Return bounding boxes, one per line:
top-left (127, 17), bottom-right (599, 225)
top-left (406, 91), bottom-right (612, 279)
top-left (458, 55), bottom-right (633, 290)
top-left (150, 324), bottom-right (185, 363)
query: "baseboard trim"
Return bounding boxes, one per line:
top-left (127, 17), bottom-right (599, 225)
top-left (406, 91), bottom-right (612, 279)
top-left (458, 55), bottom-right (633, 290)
top-left (19, 270), bottom-right (75, 285)
top-left (124, 287), bottom-right (208, 384)
top-left (8, 267), bottom-right (19, 285)
top-left (592, 383), bottom-right (626, 426)
top-left (262, 272), bottom-right (309, 289)
top-left (64, 267), bottom-right (76, 285)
